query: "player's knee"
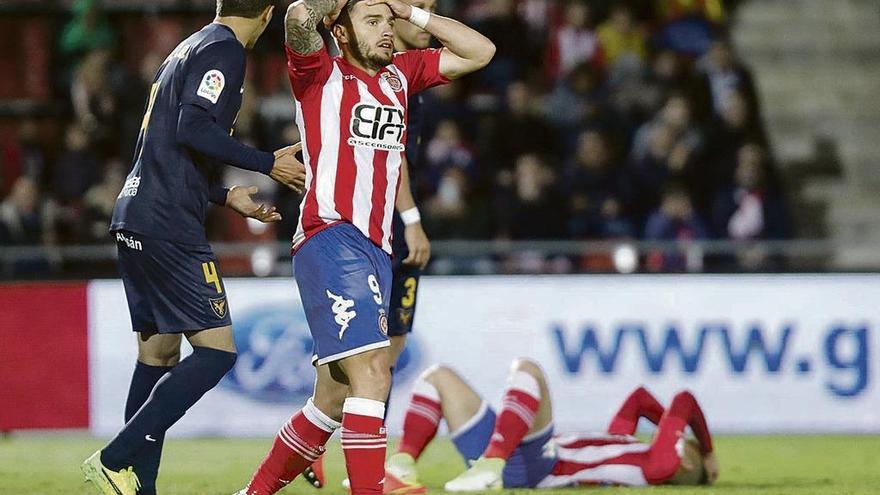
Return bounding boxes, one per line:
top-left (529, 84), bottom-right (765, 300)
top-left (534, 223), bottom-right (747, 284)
top-left (510, 358), bottom-right (545, 382)
top-left (672, 390), bottom-right (697, 408)
top-left (138, 349), bottom-right (181, 367)
top-left (421, 363), bottom-right (458, 387)
top-left (347, 352), bottom-right (392, 398)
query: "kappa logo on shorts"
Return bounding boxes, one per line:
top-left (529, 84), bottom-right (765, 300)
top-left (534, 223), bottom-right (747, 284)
top-left (209, 296), bottom-right (228, 318)
top-left (326, 290), bottom-right (357, 339)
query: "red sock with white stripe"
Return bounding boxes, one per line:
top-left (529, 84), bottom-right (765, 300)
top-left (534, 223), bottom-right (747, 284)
top-left (341, 397), bottom-right (387, 495)
top-left (397, 375), bottom-right (442, 460)
top-left (245, 398), bottom-right (339, 495)
top-left (483, 371), bottom-right (541, 460)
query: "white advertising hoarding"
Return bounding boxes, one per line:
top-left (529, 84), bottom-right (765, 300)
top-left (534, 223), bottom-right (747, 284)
top-left (89, 275), bottom-right (879, 437)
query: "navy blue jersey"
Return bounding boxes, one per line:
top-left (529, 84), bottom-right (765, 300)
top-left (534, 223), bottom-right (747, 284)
top-left (391, 93), bottom-right (425, 258)
top-left (111, 23), bottom-right (246, 244)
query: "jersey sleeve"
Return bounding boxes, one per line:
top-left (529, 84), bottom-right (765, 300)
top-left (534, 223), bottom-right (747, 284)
top-left (180, 39), bottom-right (246, 119)
top-left (285, 45), bottom-right (334, 99)
top-left (392, 48), bottom-right (451, 96)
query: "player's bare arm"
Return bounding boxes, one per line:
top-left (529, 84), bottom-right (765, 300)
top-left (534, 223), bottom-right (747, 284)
top-left (366, 0), bottom-right (495, 79)
top-left (285, 0), bottom-right (347, 54)
top-left (270, 142), bottom-right (307, 192)
top-left (396, 156), bottom-right (431, 268)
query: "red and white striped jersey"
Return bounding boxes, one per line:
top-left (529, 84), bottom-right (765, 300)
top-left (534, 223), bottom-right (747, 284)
top-left (286, 46), bottom-right (449, 254)
top-left (538, 433), bottom-right (654, 487)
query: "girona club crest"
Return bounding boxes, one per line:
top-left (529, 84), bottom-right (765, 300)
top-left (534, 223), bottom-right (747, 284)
top-left (381, 72), bottom-right (403, 92)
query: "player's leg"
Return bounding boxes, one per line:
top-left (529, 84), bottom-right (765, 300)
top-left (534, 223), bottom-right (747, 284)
top-left (243, 362), bottom-right (346, 495)
top-left (97, 239), bottom-right (237, 485)
top-left (607, 386), bottom-right (666, 435)
top-left (386, 265), bottom-right (420, 416)
top-left (445, 358), bottom-right (554, 492)
top-left (336, 347), bottom-right (393, 495)
top-left (642, 391), bottom-right (714, 485)
top-left (123, 331), bottom-right (181, 495)
top-left (485, 358), bottom-right (551, 459)
top-left (389, 364), bottom-right (488, 482)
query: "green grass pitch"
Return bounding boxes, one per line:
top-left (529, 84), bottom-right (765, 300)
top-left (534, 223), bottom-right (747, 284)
top-left (1, 435), bottom-right (879, 494)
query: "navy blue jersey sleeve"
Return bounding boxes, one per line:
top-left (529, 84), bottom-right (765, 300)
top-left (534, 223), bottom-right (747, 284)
top-left (208, 185), bottom-right (229, 206)
top-left (181, 40), bottom-right (245, 118)
top-left (177, 105), bottom-right (274, 174)
top-left (177, 39), bottom-right (274, 174)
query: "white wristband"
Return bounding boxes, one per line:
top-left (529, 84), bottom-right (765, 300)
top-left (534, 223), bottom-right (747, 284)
top-left (400, 207), bottom-right (421, 225)
top-left (408, 6), bottom-right (431, 30)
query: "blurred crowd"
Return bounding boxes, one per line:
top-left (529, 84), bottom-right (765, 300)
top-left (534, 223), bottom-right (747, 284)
top-left (0, 0), bottom-right (792, 274)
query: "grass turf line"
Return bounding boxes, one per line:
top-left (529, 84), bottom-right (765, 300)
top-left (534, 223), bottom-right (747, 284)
top-left (1, 435), bottom-right (879, 494)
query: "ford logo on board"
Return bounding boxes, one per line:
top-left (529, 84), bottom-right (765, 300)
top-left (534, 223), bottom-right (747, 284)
top-left (221, 303), bottom-right (420, 403)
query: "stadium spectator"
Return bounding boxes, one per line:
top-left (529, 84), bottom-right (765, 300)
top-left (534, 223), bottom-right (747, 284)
top-left (543, 63), bottom-right (608, 148)
top-left (59, 0), bottom-right (117, 80)
top-left (0, 177), bottom-right (46, 246)
top-left (487, 81), bottom-right (557, 171)
top-left (565, 129), bottom-right (632, 239)
top-left (711, 143), bottom-right (789, 241)
top-left (597, 4), bottom-right (647, 68)
top-left (82, 159), bottom-right (125, 242)
top-left (544, 1), bottom-right (603, 82)
top-left (644, 183), bottom-right (709, 272)
top-left (694, 38), bottom-right (761, 123)
top-left (52, 123), bottom-right (102, 205)
top-left (494, 154), bottom-right (565, 240)
top-left (472, 0), bottom-right (534, 90)
top-left (424, 120), bottom-right (477, 196)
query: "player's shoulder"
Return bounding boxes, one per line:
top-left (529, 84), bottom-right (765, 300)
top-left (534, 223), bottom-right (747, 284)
top-left (190, 25), bottom-right (245, 62)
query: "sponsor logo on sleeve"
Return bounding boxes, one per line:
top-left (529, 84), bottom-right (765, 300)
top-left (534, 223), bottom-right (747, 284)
top-left (197, 69), bottom-right (225, 104)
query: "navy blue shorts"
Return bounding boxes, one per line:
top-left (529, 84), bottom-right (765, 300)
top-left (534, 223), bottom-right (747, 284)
top-left (452, 403), bottom-right (558, 488)
top-left (293, 223), bottom-right (392, 366)
top-left (388, 260), bottom-right (421, 337)
top-left (114, 230), bottom-right (232, 334)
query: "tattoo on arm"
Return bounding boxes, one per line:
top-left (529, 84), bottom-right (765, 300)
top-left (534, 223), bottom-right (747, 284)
top-left (285, 0), bottom-right (340, 54)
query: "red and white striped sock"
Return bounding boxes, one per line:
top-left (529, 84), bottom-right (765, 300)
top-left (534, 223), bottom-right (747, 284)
top-left (483, 371), bottom-right (541, 460)
top-left (341, 397), bottom-right (387, 495)
top-left (398, 375), bottom-right (442, 460)
top-left (245, 398), bottom-right (339, 495)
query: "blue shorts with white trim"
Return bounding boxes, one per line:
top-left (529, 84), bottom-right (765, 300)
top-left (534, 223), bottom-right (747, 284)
top-left (451, 402), bottom-right (558, 488)
top-left (293, 223), bottom-right (392, 366)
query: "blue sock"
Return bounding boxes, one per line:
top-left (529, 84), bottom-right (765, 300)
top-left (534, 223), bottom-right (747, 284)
top-left (124, 362), bottom-right (173, 495)
top-left (101, 346), bottom-right (236, 471)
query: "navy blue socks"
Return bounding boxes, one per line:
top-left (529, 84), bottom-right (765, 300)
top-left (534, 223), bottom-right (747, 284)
top-left (101, 346), bottom-right (237, 472)
top-left (124, 361), bottom-right (173, 495)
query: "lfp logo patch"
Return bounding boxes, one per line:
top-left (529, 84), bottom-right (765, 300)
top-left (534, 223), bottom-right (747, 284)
top-left (220, 303), bottom-right (421, 403)
top-left (197, 69), bottom-right (225, 104)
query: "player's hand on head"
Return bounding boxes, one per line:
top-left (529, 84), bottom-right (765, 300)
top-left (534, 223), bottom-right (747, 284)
top-left (226, 185), bottom-right (283, 223)
top-left (403, 222), bottom-right (431, 269)
top-left (324, 0), bottom-right (350, 28)
top-left (365, 0), bottom-right (412, 19)
top-left (271, 142), bottom-right (307, 193)
top-left (703, 452), bottom-right (719, 484)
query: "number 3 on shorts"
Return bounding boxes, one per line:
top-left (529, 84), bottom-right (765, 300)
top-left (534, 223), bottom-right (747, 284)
top-left (368, 274), bottom-right (382, 305)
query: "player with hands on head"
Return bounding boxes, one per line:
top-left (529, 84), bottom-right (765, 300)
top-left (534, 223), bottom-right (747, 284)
top-left (236, 1), bottom-right (494, 494)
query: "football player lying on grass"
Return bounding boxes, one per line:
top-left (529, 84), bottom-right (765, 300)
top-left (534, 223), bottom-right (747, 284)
top-left (383, 358), bottom-right (718, 492)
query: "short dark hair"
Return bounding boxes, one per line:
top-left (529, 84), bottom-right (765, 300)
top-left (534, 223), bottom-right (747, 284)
top-left (334, 0), bottom-right (366, 29)
top-left (217, 0), bottom-right (272, 18)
